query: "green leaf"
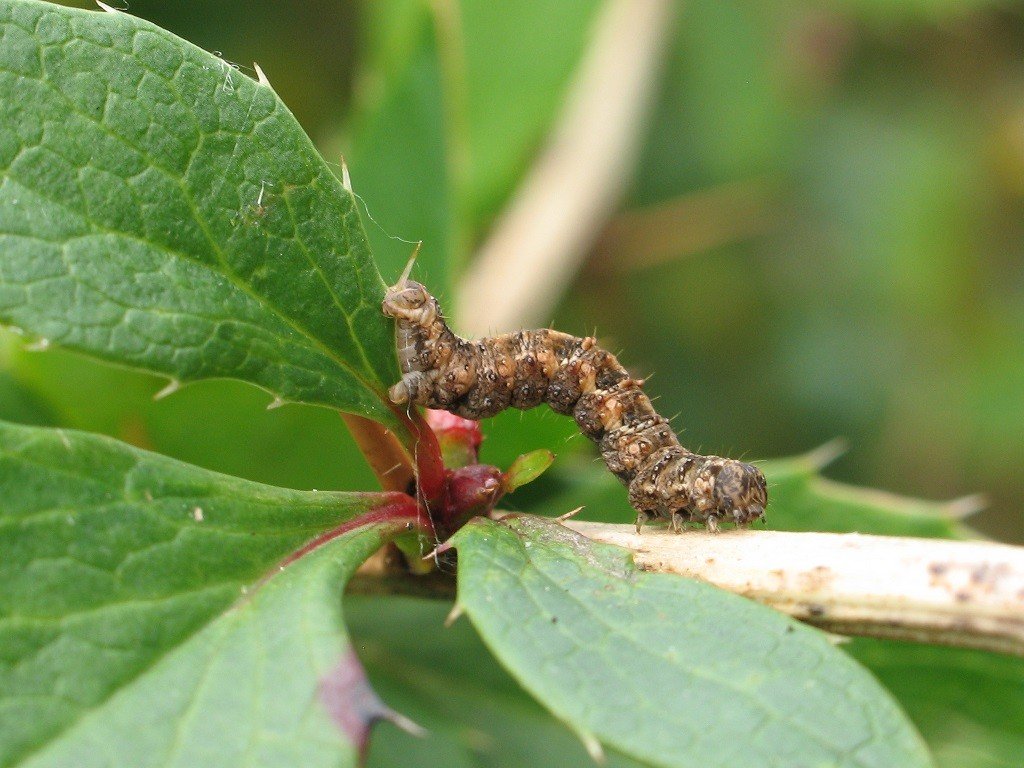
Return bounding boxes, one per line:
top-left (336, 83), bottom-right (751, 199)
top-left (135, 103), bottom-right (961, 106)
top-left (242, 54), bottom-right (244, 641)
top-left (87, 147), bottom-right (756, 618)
top-left (0, 419), bottom-right (412, 767)
top-left (460, 0), bottom-right (603, 224)
top-left (342, 1), bottom-right (604, 286)
top-left (761, 453), bottom-right (973, 539)
top-left (848, 640), bottom-right (1024, 768)
top-left (15, 524), bottom-right (406, 768)
top-left (451, 515), bottom-right (933, 768)
top-left (503, 449), bottom-right (554, 492)
top-left (3, 341), bottom-right (380, 493)
top-left (0, 367), bottom-right (56, 426)
top-left (344, 1), bottom-right (454, 290)
top-left (0, 0), bottom-right (400, 427)
top-left (351, 597), bottom-right (646, 768)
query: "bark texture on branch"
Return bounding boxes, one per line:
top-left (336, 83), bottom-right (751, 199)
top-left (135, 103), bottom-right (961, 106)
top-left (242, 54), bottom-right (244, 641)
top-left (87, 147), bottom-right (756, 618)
top-left (564, 522), bottom-right (1024, 656)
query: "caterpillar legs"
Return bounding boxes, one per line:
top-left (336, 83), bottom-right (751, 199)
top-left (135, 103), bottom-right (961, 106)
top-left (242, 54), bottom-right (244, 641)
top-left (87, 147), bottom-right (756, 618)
top-left (382, 278), bottom-right (768, 533)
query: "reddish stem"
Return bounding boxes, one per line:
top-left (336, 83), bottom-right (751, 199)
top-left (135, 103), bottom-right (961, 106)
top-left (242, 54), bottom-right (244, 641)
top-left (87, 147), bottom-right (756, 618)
top-left (392, 406), bottom-right (447, 507)
top-left (278, 493), bottom-right (423, 570)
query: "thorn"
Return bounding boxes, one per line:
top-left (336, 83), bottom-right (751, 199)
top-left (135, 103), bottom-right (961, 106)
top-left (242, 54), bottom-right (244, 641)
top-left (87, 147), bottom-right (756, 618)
top-left (95, 0), bottom-right (119, 12)
top-left (823, 631), bottom-right (851, 646)
top-left (443, 602), bottom-right (464, 627)
top-left (153, 379), bottom-right (180, 401)
top-left (266, 395), bottom-right (285, 411)
top-left (944, 493), bottom-right (987, 520)
top-left (556, 506), bottom-right (585, 522)
top-left (253, 61), bottom-right (271, 88)
top-left (577, 729), bottom-right (605, 765)
top-left (804, 437), bottom-right (849, 470)
top-left (397, 241), bottom-right (422, 288)
top-left (379, 708), bottom-right (427, 738)
top-left (340, 157), bottom-right (353, 192)
top-left (191, 506), bottom-right (204, 522)
top-left (422, 539), bottom-right (453, 561)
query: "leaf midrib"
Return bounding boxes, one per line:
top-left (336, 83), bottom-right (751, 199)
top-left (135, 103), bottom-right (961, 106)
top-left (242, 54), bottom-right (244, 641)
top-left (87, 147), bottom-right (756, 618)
top-left (2, 18), bottom-right (389, 402)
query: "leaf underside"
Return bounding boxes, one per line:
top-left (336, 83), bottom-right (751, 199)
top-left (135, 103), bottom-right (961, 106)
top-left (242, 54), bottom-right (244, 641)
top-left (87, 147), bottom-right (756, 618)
top-left (452, 515), bottom-right (934, 768)
top-left (0, 0), bottom-right (400, 427)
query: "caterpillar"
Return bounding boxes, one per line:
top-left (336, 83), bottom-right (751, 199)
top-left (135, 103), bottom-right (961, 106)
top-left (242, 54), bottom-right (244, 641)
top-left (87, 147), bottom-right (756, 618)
top-left (382, 278), bottom-right (767, 533)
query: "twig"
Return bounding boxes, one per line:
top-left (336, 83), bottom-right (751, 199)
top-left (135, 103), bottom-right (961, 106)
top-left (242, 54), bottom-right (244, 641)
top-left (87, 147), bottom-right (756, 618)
top-left (565, 522), bottom-right (1024, 657)
top-left (455, 0), bottom-right (675, 334)
top-left (340, 413), bottom-right (414, 493)
top-left (347, 518), bottom-right (1024, 657)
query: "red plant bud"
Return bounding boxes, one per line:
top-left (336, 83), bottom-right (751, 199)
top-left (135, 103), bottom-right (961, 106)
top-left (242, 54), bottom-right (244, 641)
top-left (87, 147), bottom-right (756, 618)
top-left (426, 409), bottom-right (484, 468)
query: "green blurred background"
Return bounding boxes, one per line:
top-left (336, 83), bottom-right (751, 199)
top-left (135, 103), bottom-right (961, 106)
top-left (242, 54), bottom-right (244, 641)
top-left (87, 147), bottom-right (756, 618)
top-left (8, 0), bottom-right (1022, 540)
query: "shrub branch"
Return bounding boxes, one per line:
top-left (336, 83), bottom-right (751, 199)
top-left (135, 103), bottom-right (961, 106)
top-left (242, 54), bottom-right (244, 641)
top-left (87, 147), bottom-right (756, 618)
top-left (351, 519), bottom-right (1024, 657)
top-left (565, 522), bottom-right (1024, 657)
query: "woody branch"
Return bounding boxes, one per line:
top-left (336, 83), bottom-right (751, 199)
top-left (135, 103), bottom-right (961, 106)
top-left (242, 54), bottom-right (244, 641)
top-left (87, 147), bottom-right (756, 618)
top-left (351, 522), bottom-right (1024, 657)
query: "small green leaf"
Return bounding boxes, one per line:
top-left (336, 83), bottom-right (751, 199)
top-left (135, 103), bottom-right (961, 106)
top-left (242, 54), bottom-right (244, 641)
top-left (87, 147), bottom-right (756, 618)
top-left (460, 1), bottom-right (604, 223)
top-left (346, 0), bottom-right (455, 289)
top-left (0, 0), bottom-right (400, 426)
top-left (2, 342), bottom-right (381, 493)
top-left (451, 515), bottom-right (934, 768)
top-left (504, 449), bottom-right (554, 492)
top-left (0, 419), bottom-right (413, 767)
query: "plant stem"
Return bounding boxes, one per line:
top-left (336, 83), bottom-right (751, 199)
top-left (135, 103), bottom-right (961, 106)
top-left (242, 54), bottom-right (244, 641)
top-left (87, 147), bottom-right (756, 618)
top-left (340, 413), bottom-right (414, 493)
top-left (565, 522), bottom-right (1024, 657)
top-left (349, 519), bottom-right (1024, 657)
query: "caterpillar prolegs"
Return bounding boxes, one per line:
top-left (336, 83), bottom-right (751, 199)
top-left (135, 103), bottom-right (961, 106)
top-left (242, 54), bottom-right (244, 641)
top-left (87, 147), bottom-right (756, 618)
top-left (382, 280), bottom-right (767, 533)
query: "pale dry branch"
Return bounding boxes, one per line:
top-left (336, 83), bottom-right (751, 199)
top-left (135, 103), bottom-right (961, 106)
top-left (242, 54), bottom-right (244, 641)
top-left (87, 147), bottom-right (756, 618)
top-left (349, 518), bottom-right (1024, 657)
top-left (456, 0), bottom-right (675, 334)
top-left (565, 521), bottom-right (1024, 656)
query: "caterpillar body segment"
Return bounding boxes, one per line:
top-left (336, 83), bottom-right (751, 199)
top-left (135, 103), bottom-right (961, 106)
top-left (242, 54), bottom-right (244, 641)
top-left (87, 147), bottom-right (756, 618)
top-left (383, 280), bottom-right (767, 532)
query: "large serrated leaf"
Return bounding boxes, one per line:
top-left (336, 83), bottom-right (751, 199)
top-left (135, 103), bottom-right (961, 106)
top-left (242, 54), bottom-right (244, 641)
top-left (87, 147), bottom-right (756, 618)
top-left (451, 515), bottom-right (934, 768)
top-left (0, 419), bottom-right (413, 767)
top-left (0, 0), bottom-right (399, 426)
top-left (16, 523), bottom-right (403, 768)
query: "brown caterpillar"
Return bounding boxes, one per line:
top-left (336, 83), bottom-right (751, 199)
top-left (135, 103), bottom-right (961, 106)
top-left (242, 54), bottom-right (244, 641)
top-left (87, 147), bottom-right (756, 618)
top-left (382, 279), bottom-right (767, 533)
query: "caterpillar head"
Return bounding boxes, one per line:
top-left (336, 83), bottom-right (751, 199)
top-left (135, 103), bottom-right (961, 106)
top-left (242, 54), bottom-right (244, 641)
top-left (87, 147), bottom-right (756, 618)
top-left (691, 458), bottom-right (767, 526)
top-left (382, 280), bottom-right (436, 327)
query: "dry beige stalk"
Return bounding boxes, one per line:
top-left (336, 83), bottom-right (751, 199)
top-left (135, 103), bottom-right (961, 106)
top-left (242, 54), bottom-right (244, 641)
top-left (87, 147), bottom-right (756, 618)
top-left (456, 0), bottom-right (675, 334)
top-left (565, 521), bottom-right (1024, 656)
